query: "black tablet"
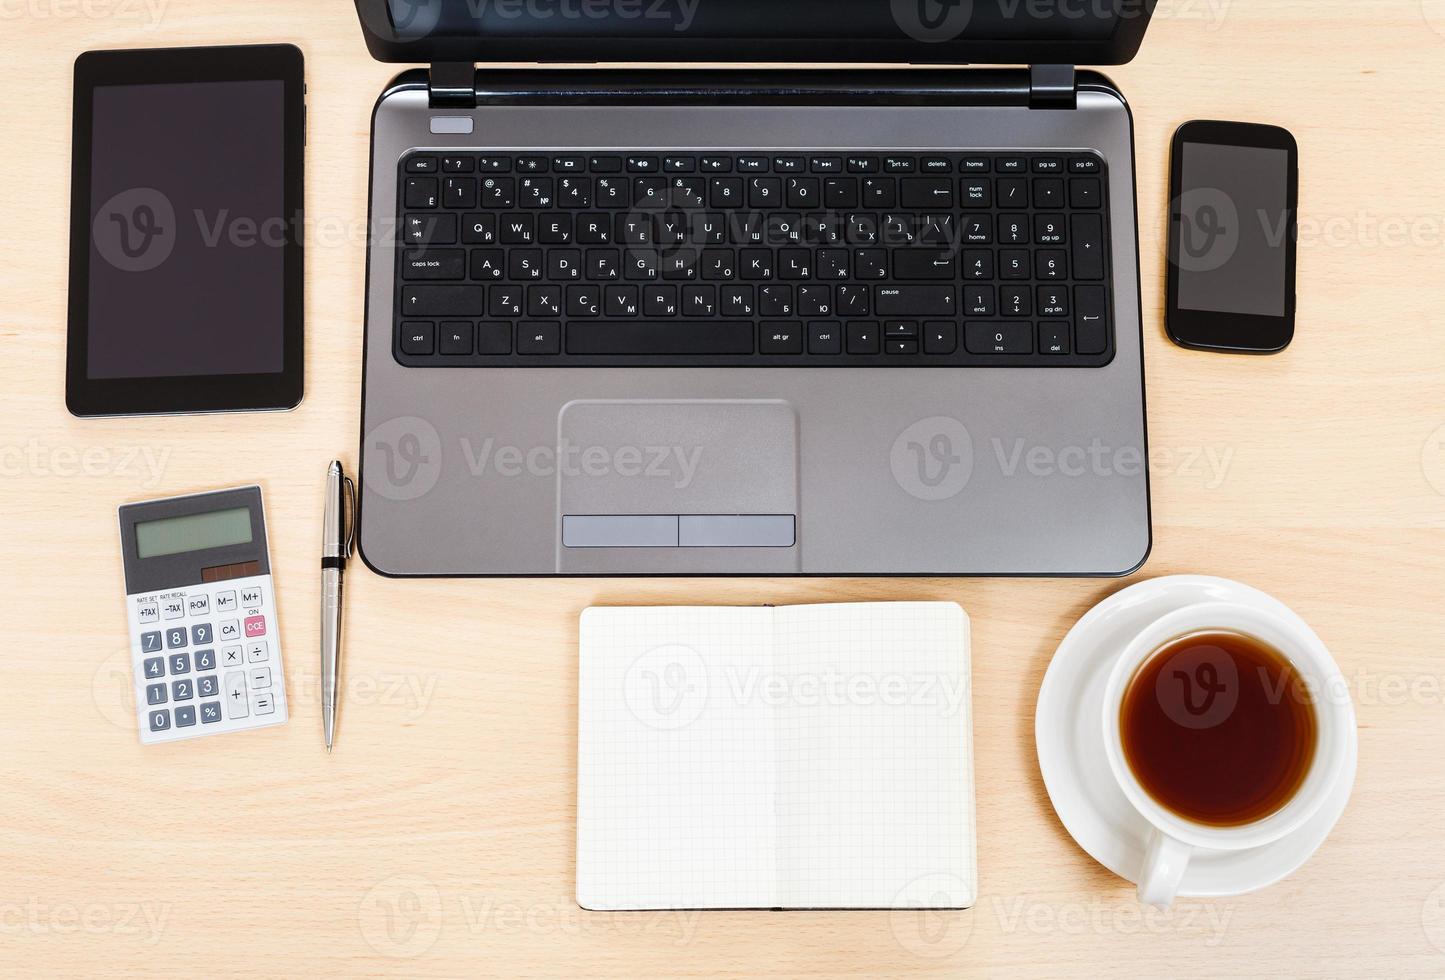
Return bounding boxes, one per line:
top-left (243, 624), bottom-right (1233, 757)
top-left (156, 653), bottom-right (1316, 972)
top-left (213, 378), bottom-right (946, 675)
top-left (67, 45), bottom-right (305, 417)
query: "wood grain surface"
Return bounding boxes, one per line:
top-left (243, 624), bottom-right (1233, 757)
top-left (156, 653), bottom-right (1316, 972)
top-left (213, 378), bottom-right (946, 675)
top-left (2, 0), bottom-right (1443, 975)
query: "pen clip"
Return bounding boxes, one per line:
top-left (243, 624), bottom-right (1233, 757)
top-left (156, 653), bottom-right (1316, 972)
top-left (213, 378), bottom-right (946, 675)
top-left (342, 475), bottom-right (357, 560)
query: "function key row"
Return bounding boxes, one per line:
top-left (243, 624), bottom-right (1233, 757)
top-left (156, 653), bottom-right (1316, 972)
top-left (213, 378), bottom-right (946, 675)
top-left (407, 153), bottom-right (1104, 177)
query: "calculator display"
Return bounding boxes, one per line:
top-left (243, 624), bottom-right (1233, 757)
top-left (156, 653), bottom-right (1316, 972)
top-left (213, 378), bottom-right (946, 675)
top-left (135, 507), bottom-right (253, 559)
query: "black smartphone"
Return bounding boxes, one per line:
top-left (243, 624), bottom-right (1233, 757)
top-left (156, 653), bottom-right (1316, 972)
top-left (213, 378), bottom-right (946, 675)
top-left (1166, 120), bottom-right (1298, 354)
top-left (66, 45), bottom-right (306, 416)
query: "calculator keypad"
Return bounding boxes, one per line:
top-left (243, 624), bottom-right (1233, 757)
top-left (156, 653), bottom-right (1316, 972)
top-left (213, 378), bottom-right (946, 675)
top-left (128, 574), bottom-right (286, 744)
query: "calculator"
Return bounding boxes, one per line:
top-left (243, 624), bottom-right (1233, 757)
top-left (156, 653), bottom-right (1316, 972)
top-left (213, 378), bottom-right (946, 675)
top-left (119, 486), bottom-right (289, 744)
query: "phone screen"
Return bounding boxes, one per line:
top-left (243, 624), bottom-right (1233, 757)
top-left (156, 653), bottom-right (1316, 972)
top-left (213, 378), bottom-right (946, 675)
top-left (1175, 142), bottom-right (1291, 318)
top-left (1167, 121), bottom-right (1297, 354)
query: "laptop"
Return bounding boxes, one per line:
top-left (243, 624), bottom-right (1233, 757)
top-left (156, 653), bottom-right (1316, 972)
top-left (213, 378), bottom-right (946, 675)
top-left (353, 0), bottom-right (1153, 576)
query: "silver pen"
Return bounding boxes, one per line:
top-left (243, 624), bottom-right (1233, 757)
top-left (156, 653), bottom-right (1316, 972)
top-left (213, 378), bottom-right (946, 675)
top-left (321, 460), bottom-right (355, 752)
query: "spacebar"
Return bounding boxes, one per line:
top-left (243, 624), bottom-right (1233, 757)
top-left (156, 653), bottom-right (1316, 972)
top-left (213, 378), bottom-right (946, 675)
top-left (566, 321), bottom-right (754, 355)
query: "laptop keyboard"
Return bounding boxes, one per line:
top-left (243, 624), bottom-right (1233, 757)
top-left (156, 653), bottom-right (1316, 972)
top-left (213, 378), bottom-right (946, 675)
top-left (392, 151), bottom-right (1114, 367)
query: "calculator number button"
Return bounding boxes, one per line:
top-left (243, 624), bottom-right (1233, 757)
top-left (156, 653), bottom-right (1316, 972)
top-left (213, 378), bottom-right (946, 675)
top-left (195, 649), bottom-right (216, 671)
top-left (187, 595), bottom-right (210, 617)
top-left (171, 678), bottom-right (195, 702)
top-left (191, 623), bottom-right (213, 645)
top-left (169, 653), bottom-right (191, 674)
top-left (197, 675), bottom-right (220, 697)
top-left (145, 683), bottom-right (167, 705)
top-left (140, 631), bottom-right (163, 653)
top-left (243, 615), bottom-right (267, 638)
top-left (148, 709), bottom-right (171, 732)
top-left (165, 627), bottom-right (188, 649)
top-left (221, 645), bottom-right (244, 668)
top-left (215, 591), bottom-right (237, 612)
top-left (246, 642), bottom-right (270, 664)
top-left (142, 657), bottom-right (165, 679)
top-left (200, 701), bottom-right (223, 724)
top-left (137, 602), bottom-right (159, 624)
top-left (162, 599), bottom-right (185, 620)
top-left (175, 706), bottom-right (197, 728)
top-left (225, 673), bottom-right (249, 718)
top-left (219, 620), bottom-right (241, 642)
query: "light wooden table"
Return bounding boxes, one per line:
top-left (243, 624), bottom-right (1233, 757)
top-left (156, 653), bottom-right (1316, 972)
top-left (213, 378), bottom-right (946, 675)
top-left (3, 1), bottom-right (1444, 975)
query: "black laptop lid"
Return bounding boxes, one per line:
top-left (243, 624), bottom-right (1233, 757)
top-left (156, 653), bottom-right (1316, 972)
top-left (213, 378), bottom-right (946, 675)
top-left (354, 0), bottom-right (1154, 66)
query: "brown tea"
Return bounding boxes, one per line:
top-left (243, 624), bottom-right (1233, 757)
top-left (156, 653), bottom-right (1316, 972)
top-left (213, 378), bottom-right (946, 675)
top-left (1119, 630), bottom-right (1317, 827)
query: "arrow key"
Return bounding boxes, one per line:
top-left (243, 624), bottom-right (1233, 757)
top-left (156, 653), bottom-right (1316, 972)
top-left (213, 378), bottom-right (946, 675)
top-left (846, 321), bottom-right (880, 355)
top-left (924, 321), bottom-right (958, 355)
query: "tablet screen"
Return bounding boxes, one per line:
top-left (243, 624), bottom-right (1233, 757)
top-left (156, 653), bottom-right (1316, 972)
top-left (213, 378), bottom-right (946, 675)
top-left (86, 79), bottom-right (286, 379)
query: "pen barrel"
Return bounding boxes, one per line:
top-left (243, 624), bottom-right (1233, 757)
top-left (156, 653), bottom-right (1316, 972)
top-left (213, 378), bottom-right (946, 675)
top-left (320, 567), bottom-right (343, 711)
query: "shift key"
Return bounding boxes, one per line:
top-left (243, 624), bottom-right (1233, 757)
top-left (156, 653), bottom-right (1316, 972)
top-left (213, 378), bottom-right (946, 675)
top-left (875, 285), bottom-right (956, 315)
top-left (401, 285), bottom-right (486, 316)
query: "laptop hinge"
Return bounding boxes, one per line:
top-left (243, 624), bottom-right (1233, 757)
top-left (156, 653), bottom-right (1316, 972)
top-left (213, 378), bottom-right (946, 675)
top-left (1029, 64), bottom-right (1077, 109)
top-left (428, 63), bottom-right (477, 108)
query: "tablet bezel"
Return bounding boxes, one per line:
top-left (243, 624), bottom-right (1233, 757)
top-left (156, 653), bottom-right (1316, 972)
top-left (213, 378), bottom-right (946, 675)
top-left (66, 44), bottom-right (305, 417)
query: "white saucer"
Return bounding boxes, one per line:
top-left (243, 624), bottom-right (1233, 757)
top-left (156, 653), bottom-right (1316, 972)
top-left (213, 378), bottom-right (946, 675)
top-left (1035, 575), bottom-right (1356, 897)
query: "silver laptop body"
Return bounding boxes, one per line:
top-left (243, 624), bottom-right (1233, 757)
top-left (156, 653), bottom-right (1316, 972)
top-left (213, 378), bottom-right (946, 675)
top-left (354, 4), bottom-right (1152, 577)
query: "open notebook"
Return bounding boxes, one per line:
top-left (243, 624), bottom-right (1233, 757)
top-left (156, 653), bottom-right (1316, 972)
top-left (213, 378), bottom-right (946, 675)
top-left (576, 602), bottom-right (975, 911)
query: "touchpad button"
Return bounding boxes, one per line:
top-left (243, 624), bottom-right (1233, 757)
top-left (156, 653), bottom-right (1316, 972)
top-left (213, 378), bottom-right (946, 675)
top-left (557, 399), bottom-right (798, 557)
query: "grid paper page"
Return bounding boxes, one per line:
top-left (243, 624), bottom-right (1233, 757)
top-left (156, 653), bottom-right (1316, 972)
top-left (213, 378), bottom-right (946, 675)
top-left (775, 602), bottom-right (975, 909)
top-left (577, 606), bottom-right (778, 910)
top-left (576, 603), bottom-right (974, 911)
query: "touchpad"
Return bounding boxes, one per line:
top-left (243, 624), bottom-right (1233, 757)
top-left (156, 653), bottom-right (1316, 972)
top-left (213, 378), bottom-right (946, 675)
top-left (557, 400), bottom-right (798, 563)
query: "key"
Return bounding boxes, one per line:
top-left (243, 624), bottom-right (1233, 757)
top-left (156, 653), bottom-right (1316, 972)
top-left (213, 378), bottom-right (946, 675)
top-left (404, 177), bottom-right (438, 208)
top-left (1075, 285), bottom-right (1109, 354)
top-left (401, 285), bottom-right (486, 317)
top-left (923, 321), bottom-right (957, 355)
top-left (874, 286), bottom-right (955, 316)
top-left (565, 322), bottom-right (754, 355)
top-left (403, 213), bottom-right (457, 246)
top-left (517, 322), bottom-right (561, 354)
top-left (893, 250), bottom-right (956, 280)
top-left (401, 249), bottom-right (465, 280)
top-left (900, 177), bottom-right (953, 208)
top-left (1071, 214), bottom-right (1106, 280)
top-left (965, 322), bottom-right (1032, 355)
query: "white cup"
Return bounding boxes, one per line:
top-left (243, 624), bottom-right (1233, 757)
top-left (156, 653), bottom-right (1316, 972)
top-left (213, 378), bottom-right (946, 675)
top-left (1100, 601), bottom-right (1356, 907)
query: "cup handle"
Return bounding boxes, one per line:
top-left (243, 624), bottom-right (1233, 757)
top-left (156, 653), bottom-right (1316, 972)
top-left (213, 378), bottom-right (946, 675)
top-left (1137, 827), bottom-right (1192, 907)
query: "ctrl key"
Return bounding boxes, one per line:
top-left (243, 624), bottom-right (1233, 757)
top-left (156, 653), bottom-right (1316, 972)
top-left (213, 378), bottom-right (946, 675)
top-left (965, 322), bottom-right (1033, 355)
top-left (400, 321), bottom-right (435, 355)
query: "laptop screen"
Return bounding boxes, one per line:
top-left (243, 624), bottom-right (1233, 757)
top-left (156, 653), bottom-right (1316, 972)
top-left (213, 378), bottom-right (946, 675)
top-left (362, 0), bottom-right (1153, 64)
